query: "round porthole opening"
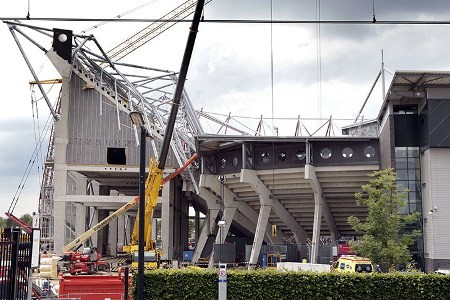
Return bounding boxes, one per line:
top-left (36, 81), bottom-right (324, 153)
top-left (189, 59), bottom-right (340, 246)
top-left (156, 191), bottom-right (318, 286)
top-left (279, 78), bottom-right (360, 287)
top-left (364, 146), bottom-right (376, 158)
top-left (296, 150), bottom-right (306, 160)
top-left (261, 152), bottom-right (271, 163)
top-left (342, 147), bottom-right (353, 158)
top-left (320, 148), bottom-right (332, 159)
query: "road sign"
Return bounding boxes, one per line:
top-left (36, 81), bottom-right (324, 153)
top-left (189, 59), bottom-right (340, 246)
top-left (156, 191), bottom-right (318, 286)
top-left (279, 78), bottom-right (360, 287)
top-left (218, 263), bottom-right (227, 300)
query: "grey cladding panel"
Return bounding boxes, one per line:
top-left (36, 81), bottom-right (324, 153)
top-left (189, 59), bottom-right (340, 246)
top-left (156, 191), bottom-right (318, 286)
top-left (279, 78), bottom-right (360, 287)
top-left (68, 74), bottom-right (145, 165)
top-left (428, 99), bottom-right (450, 147)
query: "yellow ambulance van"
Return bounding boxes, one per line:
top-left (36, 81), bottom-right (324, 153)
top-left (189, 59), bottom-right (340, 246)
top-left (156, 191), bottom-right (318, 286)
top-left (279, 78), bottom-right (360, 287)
top-left (334, 256), bottom-right (373, 273)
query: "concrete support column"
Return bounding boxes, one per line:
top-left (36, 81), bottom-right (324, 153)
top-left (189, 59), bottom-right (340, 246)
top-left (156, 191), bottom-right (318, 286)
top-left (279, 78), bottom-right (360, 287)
top-left (53, 200), bottom-right (66, 254)
top-left (53, 74), bottom-right (70, 255)
top-left (90, 207), bottom-right (98, 248)
top-left (124, 215), bottom-right (133, 247)
top-left (160, 182), bottom-right (173, 260)
top-left (216, 207), bottom-right (237, 244)
top-left (311, 196), bottom-right (323, 264)
top-left (248, 205), bottom-right (272, 267)
top-left (117, 214), bottom-right (125, 252)
top-left (74, 203), bottom-right (86, 242)
top-left (305, 164), bottom-right (339, 263)
top-left (241, 169), bottom-right (308, 244)
top-left (192, 187), bottom-right (220, 264)
top-left (108, 211), bottom-right (118, 256)
top-left (74, 174), bottom-right (87, 196)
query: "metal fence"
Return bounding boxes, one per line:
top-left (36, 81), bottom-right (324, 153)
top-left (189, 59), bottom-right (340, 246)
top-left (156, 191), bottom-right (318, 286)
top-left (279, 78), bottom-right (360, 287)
top-left (0, 228), bottom-right (33, 300)
top-left (58, 293), bottom-right (124, 300)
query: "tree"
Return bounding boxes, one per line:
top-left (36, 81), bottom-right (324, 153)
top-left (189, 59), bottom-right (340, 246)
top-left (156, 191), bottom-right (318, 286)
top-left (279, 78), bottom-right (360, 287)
top-left (0, 216), bottom-right (6, 229)
top-left (188, 219), bottom-right (196, 239)
top-left (20, 214), bottom-right (33, 226)
top-left (348, 168), bottom-right (421, 271)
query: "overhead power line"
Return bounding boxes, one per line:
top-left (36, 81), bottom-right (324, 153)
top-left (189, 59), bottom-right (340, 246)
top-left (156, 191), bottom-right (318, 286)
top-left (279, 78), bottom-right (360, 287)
top-left (3, 17), bottom-right (450, 25)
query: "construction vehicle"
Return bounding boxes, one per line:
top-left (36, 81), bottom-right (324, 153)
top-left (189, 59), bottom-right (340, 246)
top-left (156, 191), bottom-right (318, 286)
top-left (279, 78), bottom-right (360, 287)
top-left (62, 247), bottom-right (110, 275)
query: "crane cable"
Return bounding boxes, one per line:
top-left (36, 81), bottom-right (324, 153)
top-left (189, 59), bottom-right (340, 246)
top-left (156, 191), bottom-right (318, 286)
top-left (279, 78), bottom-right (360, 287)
top-left (30, 84), bottom-right (43, 191)
top-left (8, 85), bottom-right (56, 214)
top-left (316, 0), bottom-right (322, 125)
top-left (79, 0), bottom-right (159, 34)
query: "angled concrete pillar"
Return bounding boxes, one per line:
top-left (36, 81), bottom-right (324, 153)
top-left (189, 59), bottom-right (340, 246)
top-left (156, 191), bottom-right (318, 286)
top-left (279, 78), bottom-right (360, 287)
top-left (248, 204), bottom-right (272, 267)
top-left (305, 164), bottom-right (338, 263)
top-left (310, 196), bottom-right (323, 264)
top-left (200, 174), bottom-right (277, 266)
top-left (191, 187), bottom-right (221, 264)
top-left (216, 207), bottom-right (237, 244)
top-left (241, 169), bottom-right (308, 243)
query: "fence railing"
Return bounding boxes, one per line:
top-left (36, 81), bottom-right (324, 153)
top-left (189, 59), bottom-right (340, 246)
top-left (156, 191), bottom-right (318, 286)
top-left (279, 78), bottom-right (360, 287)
top-left (0, 228), bottom-right (33, 300)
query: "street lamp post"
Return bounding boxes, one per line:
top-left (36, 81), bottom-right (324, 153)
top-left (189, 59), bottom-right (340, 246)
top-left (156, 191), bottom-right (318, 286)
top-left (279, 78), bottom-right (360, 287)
top-left (130, 111), bottom-right (146, 300)
top-left (218, 220), bottom-right (226, 263)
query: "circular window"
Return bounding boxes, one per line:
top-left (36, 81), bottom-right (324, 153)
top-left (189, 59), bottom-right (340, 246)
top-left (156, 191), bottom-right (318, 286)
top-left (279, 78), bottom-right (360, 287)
top-left (296, 150), bottom-right (306, 160)
top-left (261, 152), bottom-right (271, 163)
top-left (232, 157), bottom-right (239, 167)
top-left (278, 151), bottom-right (287, 161)
top-left (342, 147), bottom-right (353, 158)
top-left (220, 158), bottom-right (226, 169)
top-left (364, 146), bottom-right (376, 158)
top-left (320, 148), bottom-right (332, 159)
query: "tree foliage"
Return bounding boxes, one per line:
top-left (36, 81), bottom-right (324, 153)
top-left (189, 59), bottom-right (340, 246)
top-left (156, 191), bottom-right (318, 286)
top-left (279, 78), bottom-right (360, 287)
top-left (348, 168), bottom-right (421, 271)
top-left (20, 214), bottom-right (33, 226)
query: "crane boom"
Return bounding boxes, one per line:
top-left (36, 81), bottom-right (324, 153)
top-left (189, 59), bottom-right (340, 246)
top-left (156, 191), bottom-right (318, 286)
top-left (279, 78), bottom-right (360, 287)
top-left (62, 153), bottom-right (197, 253)
top-left (63, 197), bottom-right (139, 253)
top-left (106, 0), bottom-right (212, 63)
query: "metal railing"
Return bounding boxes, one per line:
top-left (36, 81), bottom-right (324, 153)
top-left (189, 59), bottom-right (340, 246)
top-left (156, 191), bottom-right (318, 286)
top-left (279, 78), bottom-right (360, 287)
top-left (0, 228), bottom-right (32, 300)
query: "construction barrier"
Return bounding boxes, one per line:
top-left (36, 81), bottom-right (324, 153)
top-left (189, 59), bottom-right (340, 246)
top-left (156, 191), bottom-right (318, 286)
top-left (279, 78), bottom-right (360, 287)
top-left (59, 274), bottom-right (126, 300)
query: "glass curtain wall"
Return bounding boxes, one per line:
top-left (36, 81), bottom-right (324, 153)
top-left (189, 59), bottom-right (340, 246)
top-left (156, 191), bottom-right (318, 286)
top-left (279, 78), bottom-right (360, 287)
top-left (395, 146), bottom-right (424, 270)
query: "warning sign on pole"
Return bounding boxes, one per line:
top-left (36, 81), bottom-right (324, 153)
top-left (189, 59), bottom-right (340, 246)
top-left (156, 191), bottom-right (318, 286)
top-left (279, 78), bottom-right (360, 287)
top-left (218, 263), bottom-right (227, 300)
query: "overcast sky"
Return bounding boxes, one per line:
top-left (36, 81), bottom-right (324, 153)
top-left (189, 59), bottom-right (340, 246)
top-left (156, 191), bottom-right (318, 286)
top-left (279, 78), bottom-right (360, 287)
top-left (2, 0), bottom-right (450, 216)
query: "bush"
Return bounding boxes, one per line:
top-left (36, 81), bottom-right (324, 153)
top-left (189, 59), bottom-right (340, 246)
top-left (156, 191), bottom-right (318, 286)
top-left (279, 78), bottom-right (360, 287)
top-left (132, 268), bottom-right (450, 300)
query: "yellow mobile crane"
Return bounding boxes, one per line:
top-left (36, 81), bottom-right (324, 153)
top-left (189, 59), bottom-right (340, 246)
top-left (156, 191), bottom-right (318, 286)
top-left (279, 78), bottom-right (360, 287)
top-left (122, 0), bottom-right (205, 270)
top-left (61, 154), bottom-right (197, 262)
top-left (123, 160), bottom-right (163, 269)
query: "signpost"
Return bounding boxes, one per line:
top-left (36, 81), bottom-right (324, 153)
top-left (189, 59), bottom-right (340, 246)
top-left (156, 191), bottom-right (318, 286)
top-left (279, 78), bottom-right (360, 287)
top-left (218, 263), bottom-right (227, 300)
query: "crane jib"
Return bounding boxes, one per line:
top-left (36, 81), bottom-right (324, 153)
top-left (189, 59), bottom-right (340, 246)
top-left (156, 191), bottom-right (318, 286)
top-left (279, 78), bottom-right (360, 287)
top-left (157, 0), bottom-right (205, 170)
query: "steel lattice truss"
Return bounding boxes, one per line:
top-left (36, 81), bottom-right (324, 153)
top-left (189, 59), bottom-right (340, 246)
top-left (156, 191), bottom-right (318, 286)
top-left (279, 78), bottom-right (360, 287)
top-left (7, 20), bottom-right (209, 188)
top-left (5, 21), bottom-right (215, 250)
top-left (6, 18), bottom-right (365, 251)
